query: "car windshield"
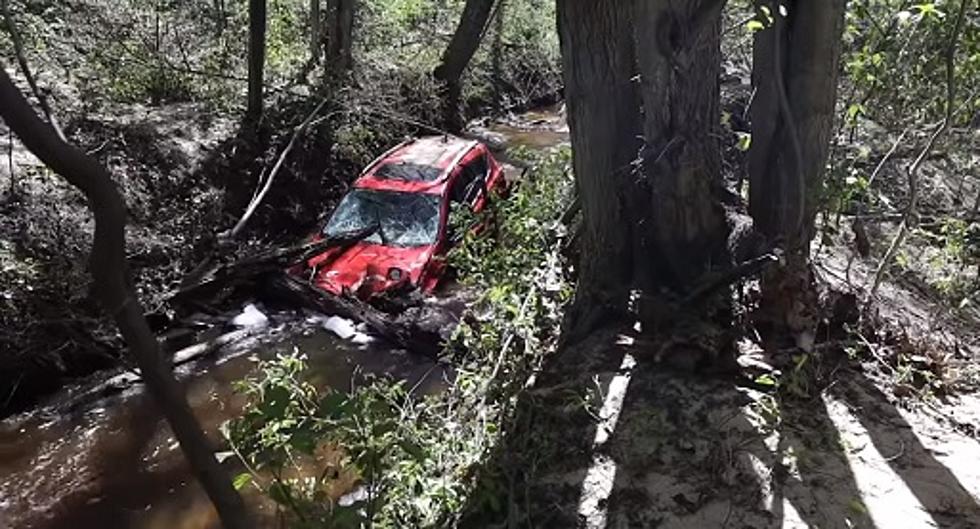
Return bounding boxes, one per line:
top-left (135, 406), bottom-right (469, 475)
top-left (323, 189), bottom-right (441, 247)
top-left (373, 161), bottom-right (444, 182)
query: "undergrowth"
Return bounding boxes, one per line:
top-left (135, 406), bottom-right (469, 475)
top-left (227, 147), bottom-right (574, 527)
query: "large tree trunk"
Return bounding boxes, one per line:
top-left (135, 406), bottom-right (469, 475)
top-left (559, 0), bottom-right (730, 342)
top-left (434, 0), bottom-right (496, 131)
top-left (0, 65), bottom-right (252, 529)
top-left (557, 0), bottom-right (643, 335)
top-left (748, 0), bottom-right (846, 340)
top-left (246, 0), bottom-right (267, 122)
top-left (631, 0), bottom-right (727, 293)
top-left (325, 0), bottom-right (355, 74)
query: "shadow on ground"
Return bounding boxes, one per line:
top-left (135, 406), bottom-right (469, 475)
top-left (461, 328), bottom-right (980, 528)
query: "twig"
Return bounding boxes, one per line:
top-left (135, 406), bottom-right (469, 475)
top-left (6, 123), bottom-right (12, 197)
top-left (1, 0), bottom-right (65, 141)
top-left (682, 252), bottom-right (779, 307)
top-left (361, 106), bottom-right (451, 137)
top-left (871, 0), bottom-right (968, 297)
top-left (228, 98), bottom-right (329, 239)
top-left (854, 330), bottom-right (896, 376)
top-left (866, 128), bottom-right (909, 188)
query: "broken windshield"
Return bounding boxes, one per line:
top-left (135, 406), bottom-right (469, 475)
top-left (323, 189), bottom-right (441, 247)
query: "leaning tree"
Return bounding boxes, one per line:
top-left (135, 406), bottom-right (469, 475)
top-left (434, 0), bottom-right (497, 131)
top-left (0, 65), bottom-right (252, 529)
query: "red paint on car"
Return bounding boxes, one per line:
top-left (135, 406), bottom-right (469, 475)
top-left (294, 135), bottom-right (507, 300)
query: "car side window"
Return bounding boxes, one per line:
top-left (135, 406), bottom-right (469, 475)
top-left (451, 154), bottom-right (489, 207)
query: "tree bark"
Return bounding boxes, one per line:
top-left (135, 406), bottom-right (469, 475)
top-left (748, 0), bottom-right (846, 338)
top-left (434, 0), bottom-right (496, 131)
top-left (310, 0), bottom-right (321, 63)
top-left (325, 0), bottom-right (355, 74)
top-left (556, 0), bottom-right (643, 335)
top-left (631, 0), bottom-right (728, 293)
top-left (0, 64), bottom-right (252, 529)
top-left (246, 0), bottom-right (267, 122)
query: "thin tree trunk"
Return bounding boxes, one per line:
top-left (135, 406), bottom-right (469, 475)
top-left (557, 0), bottom-right (643, 336)
top-left (434, 0), bottom-right (496, 131)
top-left (6, 123), bottom-right (13, 198)
top-left (0, 64), bottom-right (252, 529)
top-left (247, 0), bottom-right (267, 122)
top-left (310, 0), bottom-right (321, 62)
top-left (214, 0), bottom-right (226, 36)
top-left (325, 0), bottom-right (354, 74)
top-left (490, 0), bottom-right (505, 115)
top-left (748, 0), bottom-right (846, 338)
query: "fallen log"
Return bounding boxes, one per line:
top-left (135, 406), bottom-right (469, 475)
top-left (176, 228), bottom-right (373, 302)
top-left (265, 274), bottom-right (444, 357)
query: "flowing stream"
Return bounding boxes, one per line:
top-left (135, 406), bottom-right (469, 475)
top-left (0, 107), bottom-right (567, 529)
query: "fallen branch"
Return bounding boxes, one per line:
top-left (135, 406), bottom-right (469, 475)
top-left (682, 252), bottom-right (779, 307)
top-left (229, 97), bottom-right (330, 239)
top-left (177, 229), bottom-right (373, 297)
top-left (266, 274), bottom-right (442, 357)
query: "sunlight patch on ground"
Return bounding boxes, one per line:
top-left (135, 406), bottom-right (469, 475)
top-left (578, 352), bottom-right (636, 529)
top-left (824, 393), bottom-right (936, 528)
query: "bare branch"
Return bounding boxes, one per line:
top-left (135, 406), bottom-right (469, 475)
top-left (871, 0), bottom-right (969, 296)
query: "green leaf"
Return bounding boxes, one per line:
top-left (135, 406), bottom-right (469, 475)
top-left (754, 373), bottom-right (778, 387)
top-left (290, 429), bottom-right (317, 455)
top-left (398, 438), bottom-right (426, 460)
top-left (736, 132), bottom-right (752, 152)
top-left (746, 19), bottom-right (765, 32)
top-left (320, 391), bottom-right (347, 415)
top-left (232, 472), bottom-right (253, 490)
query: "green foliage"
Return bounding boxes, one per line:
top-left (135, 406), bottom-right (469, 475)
top-left (229, 147), bottom-right (574, 528)
top-left (843, 0), bottom-right (980, 128)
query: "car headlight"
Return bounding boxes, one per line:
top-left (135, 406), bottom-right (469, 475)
top-left (387, 267), bottom-right (404, 281)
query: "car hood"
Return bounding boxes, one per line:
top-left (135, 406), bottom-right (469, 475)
top-left (306, 241), bottom-right (435, 297)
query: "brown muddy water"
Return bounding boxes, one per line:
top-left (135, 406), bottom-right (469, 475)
top-left (0, 110), bottom-right (567, 529)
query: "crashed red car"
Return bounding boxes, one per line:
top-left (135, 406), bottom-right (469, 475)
top-left (296, 135), bottom-right (507, 300)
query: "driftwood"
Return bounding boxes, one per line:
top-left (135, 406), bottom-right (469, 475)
top-left (265, 274), bottom-right (443, 357)
top-left (177, 229), bottom-right (373, 300)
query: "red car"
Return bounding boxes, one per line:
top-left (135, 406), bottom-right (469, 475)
top-left (298, 135), bottom-right (507, 300)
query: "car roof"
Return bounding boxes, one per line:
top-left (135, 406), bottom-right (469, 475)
top-left (354, 135), bottom-right (478, 195)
